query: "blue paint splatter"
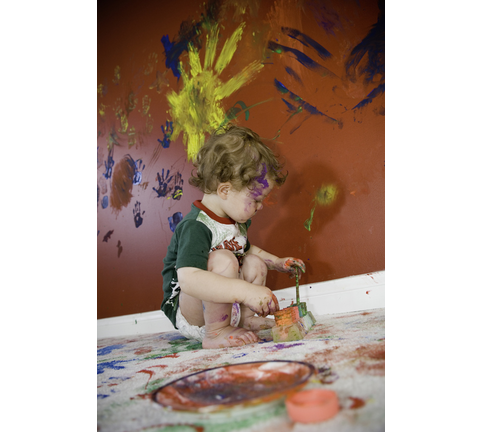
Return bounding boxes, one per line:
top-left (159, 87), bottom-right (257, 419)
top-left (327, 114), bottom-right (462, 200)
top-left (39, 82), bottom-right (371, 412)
top-left (168, 212), bottom-right (183, 232)
top-left (97, 344), bottom-right (125, 356)
top-left (345, 0), bottom-right (384, 106)
top-left (282, 98), bottom-right (297, 112)
top-left (285, 67), bottom-right (302, 84)
top-left (233, 353), bottom-right (248, 359)
top-left (101, 196), bottom-right (109, 209)
top-left (103, 148), bottom-right (115, 180)
top-left (281, 27), bottom-right (332, 60)
top-left (274, 79), bottom-right (338, 122)
top-left (97, 359), bottom-right (133, 375)
top-left (268, 41), bottom-right (336, 78)
top-left (352, 83), bottom-right (385, 110)
top-left (97, 394), bottom-right (109, 399)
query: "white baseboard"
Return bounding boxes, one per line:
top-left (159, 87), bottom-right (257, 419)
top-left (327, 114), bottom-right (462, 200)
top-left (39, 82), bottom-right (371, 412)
top-left (97, 271), bottom-right (385, 340)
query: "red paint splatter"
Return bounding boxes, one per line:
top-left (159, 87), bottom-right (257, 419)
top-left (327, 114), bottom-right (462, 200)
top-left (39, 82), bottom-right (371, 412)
top-left (137, 369), bottom-right (155, 389)
top-left (162, 353), bottom-right (180, 359)
top-left (135, 347), bottom-right (153, 355)
top-left (366, 290), bottom-right (370, 294)
top-left (349, 396), bottom-right (366, 409)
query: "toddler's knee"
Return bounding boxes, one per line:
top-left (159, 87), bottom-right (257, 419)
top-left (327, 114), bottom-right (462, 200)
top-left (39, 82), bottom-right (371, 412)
top-left (244, 254), bottom-right (267, 269)
top-left (243, 254), bottom-right (268, 279)
top-left (207, 249), bottom-right (239, 275)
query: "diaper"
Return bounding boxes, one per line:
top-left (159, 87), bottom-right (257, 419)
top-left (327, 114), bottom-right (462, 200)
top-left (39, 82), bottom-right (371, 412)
top-left (176, 306), bottom-right (205, 342)
top-left (175, 302), bottom-right (242, 342)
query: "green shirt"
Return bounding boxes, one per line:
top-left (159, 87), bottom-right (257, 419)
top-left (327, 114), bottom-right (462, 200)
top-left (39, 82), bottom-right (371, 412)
top-left (161, 200), bottom-right (251, 328)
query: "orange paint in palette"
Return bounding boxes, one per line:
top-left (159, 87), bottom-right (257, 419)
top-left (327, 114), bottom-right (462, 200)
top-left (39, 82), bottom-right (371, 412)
top-left (152, 361), bottom-right (315, 413)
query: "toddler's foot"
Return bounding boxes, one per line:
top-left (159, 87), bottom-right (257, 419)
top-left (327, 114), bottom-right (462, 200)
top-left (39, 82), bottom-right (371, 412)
top-left (202, 325), bottom-right (259, 349)
top-left (240, 315), bottom-right (276, 331)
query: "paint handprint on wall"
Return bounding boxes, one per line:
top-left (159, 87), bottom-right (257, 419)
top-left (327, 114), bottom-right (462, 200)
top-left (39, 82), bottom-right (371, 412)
top-left (133, 201), bottom-right (145, 228)
top-left (158, 121), bottom-right (174, 149)
top-left (166, 22), bottom-right (264, 160)
top-left (153, 169), bottom-right (183, 200)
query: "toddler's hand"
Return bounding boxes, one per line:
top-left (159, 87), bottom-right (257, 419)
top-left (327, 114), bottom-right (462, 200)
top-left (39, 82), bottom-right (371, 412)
top-left (276, 257), bottom-right (306, 278)
top-left (242, 285), bottom-right (279, 317)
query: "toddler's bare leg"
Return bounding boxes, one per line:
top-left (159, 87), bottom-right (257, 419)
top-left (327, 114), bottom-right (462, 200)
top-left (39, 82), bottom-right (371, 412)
top-left (238, 254), bottom-right (276, 331)
top-left (202, 250), bottom-right (259, 349)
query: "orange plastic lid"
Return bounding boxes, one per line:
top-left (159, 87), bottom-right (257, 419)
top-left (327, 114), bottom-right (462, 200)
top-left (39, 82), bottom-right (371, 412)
top-left (285, 389), bottom-right (339, 423)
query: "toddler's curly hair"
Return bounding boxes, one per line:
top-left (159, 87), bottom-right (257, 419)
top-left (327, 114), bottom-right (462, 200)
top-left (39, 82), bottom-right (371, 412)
top-left (189, 124), bottom-right (287, 193)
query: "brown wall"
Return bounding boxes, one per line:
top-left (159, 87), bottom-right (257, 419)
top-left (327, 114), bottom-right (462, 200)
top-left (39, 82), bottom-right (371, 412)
top-left (97, 0), bottom-right (385, 319)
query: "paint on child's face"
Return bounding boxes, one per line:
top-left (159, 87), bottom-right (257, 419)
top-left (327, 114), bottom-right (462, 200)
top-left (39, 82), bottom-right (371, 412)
top-left (252, 163), bottom-right (269, 197)
top-left (225, 178), bottom-right (274, 223)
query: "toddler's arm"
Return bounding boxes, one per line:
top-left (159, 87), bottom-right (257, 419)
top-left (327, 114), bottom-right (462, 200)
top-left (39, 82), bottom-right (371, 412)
top-left (177, 267), bottom-right (279, 317)
top-left (247, 245), bottom-right (306, 277)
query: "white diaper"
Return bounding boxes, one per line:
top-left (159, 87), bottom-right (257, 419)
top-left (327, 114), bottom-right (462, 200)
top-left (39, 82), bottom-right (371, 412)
top-left (175, 302), bottom-right (242, 342)
top-left (176, 306), bottom-right (206, 342)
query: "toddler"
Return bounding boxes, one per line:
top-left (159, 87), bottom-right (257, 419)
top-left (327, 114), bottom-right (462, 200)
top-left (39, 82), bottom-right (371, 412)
top-left (161, 124), bottom-right (305, 349)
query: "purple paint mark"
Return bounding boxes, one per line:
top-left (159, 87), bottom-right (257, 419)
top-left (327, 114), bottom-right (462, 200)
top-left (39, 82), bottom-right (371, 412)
top-left (252, 163), bottom-right (269, 198)
top-left (271, 342), bottom-right (305, 350)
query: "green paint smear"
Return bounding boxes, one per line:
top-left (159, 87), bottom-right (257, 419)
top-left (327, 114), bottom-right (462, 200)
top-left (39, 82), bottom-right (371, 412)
top-left (304, 205), bottom-right (316, 231)
top-left (193, 402), bottom-right (287, 432)
top-left (143, 339), bottom-right (202, 360)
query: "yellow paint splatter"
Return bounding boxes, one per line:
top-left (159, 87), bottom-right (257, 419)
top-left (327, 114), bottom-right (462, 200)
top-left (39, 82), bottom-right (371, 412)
top-left (128, 126), bottom-right (136, 148)
top-left (115, 105), bottom-right (128, 134)
top-left (304, 184), bottom-right (339, 231)
top-left (167, 22), bottom-right (264, 160)
top-left (315, 184), bottom-right (338, 206)
top-left (113, 66), bottom-right (121, 85)
top-left (99, 103), bottom-right (106, 118)
top-left (141, 95), bottom-right (151, 116)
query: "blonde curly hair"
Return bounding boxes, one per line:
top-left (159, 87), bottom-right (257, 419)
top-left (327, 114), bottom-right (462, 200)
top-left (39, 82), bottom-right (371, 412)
top-left (189, 124), bottom-right (287, 193)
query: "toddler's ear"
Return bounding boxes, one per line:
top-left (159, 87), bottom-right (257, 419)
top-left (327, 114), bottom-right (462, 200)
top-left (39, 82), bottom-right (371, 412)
top-left (217, 182), bottom-right (231, 200)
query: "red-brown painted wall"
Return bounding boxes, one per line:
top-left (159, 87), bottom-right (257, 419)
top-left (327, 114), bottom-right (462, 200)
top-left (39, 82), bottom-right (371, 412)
top-left (97, 0), bottom-right (384, 319)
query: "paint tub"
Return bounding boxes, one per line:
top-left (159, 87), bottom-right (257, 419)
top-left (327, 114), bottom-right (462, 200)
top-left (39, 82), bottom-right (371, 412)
top-left (285, 389), bottom-right (339, 423)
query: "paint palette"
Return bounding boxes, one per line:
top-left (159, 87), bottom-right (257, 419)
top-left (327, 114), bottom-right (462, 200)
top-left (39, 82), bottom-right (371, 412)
top-left (152, 360), bottom-right (315, 413)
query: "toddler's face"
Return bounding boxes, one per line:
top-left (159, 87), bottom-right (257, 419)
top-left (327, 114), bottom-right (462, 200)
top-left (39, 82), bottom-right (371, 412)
top-left (224, 178), bottom-right (274, 223)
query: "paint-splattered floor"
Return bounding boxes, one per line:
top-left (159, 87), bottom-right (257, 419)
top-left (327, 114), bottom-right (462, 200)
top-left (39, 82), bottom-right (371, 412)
top-left (97, 308), bottom-right (385, 432)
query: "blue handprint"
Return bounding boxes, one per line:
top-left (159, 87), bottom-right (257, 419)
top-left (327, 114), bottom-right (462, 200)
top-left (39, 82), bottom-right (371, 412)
top-left (158, 120), bottom-right (174, 149)
top-left (153, 169), bottom-right (173, 197)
